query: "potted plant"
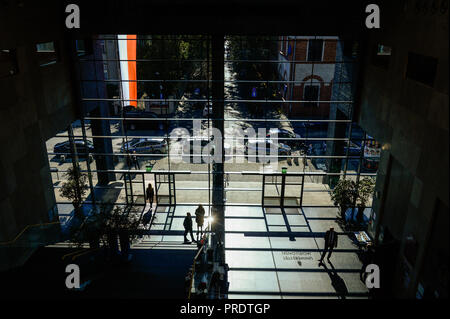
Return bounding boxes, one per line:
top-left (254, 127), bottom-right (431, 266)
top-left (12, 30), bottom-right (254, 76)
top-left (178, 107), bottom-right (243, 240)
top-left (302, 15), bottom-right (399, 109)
top-left (68, 213), bottom-right (105, 249)
top-left (355, 177), bottom-right (376, 224)
top-left (60, 166), bottom-right (89, 219)
top-left (330, 179), bottom-right (357, 221)
top-left (67, 203), bottom-right (140, 252)
top-left (103, 206), bottom-right (141, 261)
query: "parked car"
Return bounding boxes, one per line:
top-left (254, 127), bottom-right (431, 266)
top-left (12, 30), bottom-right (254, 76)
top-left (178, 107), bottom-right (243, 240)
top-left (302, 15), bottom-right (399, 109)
top-left (121, 138), bottom-right (167, 154)
top-left (123, 111), bottom-right (166, 131)
top-left (53, 139), bottom-right (94, 159)
top-left (245, 139), bottom-right (292, 157)
top-left (266, 128), bottom-right (304, 149)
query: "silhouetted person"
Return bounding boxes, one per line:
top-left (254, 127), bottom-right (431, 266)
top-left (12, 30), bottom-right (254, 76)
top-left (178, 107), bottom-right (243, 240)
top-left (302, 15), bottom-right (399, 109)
top-left (195, 204), bottom-right (205, 240)
top-left (126, 151), bottom-right (132, 168)
top-left (146, 183), bottom-right (154, 207)
top-left (319, 227), bottom-right (338, 265)
top-left (123, 151), bottom-right (134, 180)
top-left (132, 151), bottom-right (140, 170)
top-left (183, 212), bottom-right (196, 244)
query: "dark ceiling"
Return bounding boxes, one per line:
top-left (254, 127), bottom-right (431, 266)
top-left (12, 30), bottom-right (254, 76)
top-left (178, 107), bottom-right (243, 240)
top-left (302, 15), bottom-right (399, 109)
top-left (1, 0), bottom-right (387, 48)
top-left (66, 0), bottom-right (371, 37)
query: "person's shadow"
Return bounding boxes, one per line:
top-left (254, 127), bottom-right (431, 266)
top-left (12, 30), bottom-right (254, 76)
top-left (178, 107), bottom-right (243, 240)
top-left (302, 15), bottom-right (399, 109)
top-left (321, 261), bottom-right (349, 299)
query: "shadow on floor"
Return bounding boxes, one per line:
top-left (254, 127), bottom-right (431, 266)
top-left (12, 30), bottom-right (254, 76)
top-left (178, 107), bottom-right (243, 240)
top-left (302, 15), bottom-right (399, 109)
top-left (321, 261), bottom-right (349, 299)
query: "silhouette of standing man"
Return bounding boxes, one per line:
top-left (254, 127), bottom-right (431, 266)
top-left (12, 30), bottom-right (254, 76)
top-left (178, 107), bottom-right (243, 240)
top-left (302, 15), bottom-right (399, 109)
top-left (319, 226), bottom-right (338, 265)
top-left (183, 212), bottom-right (196, 244)
top-left (195, 204), bottom-right (205, 241)
top-left (132, 151), bottom-right (140, 170)
top-left (146, 183), bottom-right (154, 207)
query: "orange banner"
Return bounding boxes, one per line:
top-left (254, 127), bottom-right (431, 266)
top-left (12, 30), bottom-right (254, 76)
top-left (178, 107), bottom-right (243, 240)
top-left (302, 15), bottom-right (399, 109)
top-left (127, 35), bottom-right (137, 107)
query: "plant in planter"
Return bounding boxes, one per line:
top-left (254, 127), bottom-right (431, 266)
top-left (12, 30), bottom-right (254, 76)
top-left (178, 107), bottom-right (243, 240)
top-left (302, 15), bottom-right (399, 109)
top-left (355, 177), bottom-right (376, 224)
top-left (103, 206), bottom-right (141, 261)
top-left (330, 179), bottom-right (357, 221)
top-left (68, 203), bottom-right (141, 253)
top-left (68, 212), bottom-right (105, 249)
top-left (60, 166), bottom-right (89, 219)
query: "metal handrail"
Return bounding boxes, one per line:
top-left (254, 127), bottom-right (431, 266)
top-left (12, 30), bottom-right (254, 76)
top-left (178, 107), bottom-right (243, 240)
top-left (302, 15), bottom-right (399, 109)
top-left (62, 248), bottom-right (87, 260)
top-left (0, 221), bottom-right (60, 246)
top-left (70, 247), bottom-right (102, 261)
top-left (187, 239), bottom-right (208, 299)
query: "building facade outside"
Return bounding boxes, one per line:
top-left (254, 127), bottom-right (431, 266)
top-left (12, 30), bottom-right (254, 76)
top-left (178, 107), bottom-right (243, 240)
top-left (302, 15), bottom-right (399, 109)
top-left (278, 36), bottom-right (338, 118)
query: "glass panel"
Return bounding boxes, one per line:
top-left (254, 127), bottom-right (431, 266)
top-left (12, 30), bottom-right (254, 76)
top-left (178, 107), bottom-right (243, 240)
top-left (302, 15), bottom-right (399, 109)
top-left (45, 35), bottom-right (370, 225)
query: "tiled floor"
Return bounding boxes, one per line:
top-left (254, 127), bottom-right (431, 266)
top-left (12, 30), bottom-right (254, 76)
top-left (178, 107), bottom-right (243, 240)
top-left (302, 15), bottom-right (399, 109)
top-left (224, 206), bottom-right (369, 299)
top-left (129, 204), bottom-right (368, 298)
top-left (49, 203), bottom-right (368, 299)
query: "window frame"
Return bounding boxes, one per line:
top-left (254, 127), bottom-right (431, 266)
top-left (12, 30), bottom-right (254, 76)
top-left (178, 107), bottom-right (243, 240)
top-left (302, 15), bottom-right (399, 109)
top-left (306, 39), bottom-right (324, 62)
top-left (35, 41), bottom-right (59, 67)
top-left (303, 83), bottom-right (320, 107)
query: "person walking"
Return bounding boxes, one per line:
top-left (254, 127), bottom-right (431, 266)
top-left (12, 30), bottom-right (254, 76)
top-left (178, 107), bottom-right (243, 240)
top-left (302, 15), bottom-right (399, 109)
top-left (319, 226), bottom-right (338, 265)
top-left (195, 204), bottom-right (205, 240)
top-left (132, 151), bottom-right (140, 170)
top-left (183, 212), bottom-right (196, 244)
top-left (126, 150), bottom-right (133, 168)
top-left (123, 150), bottom-right (133, 180)
top-left (146, 183), bottom-right (154, 207)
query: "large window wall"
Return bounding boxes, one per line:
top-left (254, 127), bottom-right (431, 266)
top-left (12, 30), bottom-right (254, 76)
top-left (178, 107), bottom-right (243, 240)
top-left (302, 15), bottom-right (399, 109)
top-left (46, 35), bottom-right (378, 213)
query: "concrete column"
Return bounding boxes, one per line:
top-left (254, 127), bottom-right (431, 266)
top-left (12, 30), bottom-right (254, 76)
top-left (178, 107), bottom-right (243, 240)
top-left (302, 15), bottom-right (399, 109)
top-left (90, 106), bottom-right (116, 185)
top-left (82, 39), bottom-right (116, 186)
top-left (211, 35), bottom-right (225, 251)
top-left (325, 109), bottom-right (347, 188)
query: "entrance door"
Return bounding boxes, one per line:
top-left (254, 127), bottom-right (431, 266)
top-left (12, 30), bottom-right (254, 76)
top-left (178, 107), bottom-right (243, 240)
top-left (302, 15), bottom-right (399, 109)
top-left (154, 173), bottom-right (176, 205)
top-left (262, 173), bottom-right (304, 207)
top-left (283, 174), bottom-right (304, 207)
top-left (123, 172), bottom-right (147, 206)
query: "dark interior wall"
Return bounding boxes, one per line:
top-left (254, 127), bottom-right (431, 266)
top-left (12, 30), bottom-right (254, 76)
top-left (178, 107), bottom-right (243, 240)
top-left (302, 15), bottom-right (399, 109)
top-left (418, 199), bottom-right (449, 298)
top-left (357, 1), bottom-right (449, 297)
top-left (0, 0), bottom-right (78, 268)
top-left (381, 158), bottom-right (415, 237)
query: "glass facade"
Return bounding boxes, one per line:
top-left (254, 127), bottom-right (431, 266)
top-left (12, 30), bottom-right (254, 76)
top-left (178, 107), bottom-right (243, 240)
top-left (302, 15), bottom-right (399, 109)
top-left (46, 35), bottom-right (378, 213)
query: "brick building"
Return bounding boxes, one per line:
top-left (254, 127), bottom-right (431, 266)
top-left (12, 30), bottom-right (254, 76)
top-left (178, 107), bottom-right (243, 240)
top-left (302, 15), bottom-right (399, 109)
top-left (278, 36), bottom-right (338, 118)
